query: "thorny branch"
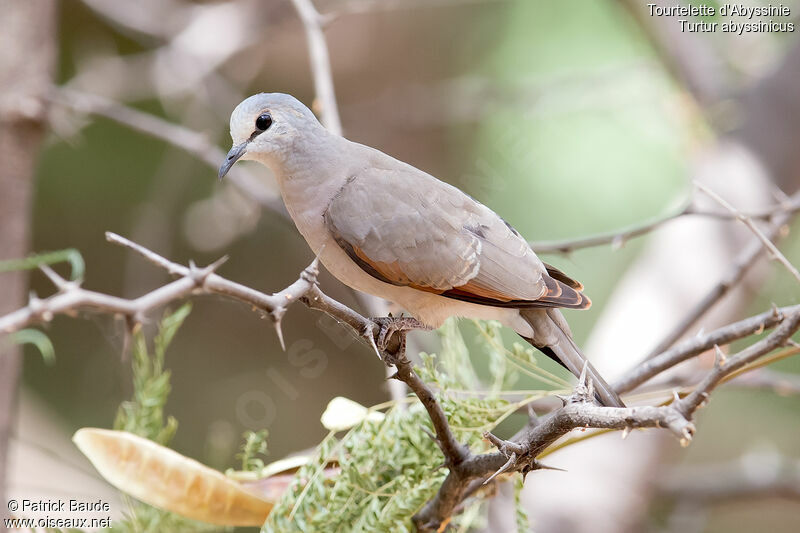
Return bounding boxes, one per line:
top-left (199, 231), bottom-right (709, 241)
top-left (2, 232), bottom-right (800, 531)
top-left (646, 189), bottom-right (800, 358)
top-left (530, 192), bottom-right (800, 254)
top-left (695, 181), bottom-right (800, 284)
top-left (0, 233), bottom-right (317, 347)
top-left (290, 0), bottom-right (342, 136)
top-left (411, 308), bottom-right (800, 531)
top-left (615, 304), bottom-right (800, 393)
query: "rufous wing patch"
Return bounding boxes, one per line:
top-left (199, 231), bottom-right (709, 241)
top-left (445, 280), bottom-right (516, 302)
top-left (439, 274), bottom-right (590, 310)
top-left (328, 219), bottom-right (591, 311)
top-left (331, 235), bottom-right (445, 295)
top-left (535, 274), bottom-right (591, 309)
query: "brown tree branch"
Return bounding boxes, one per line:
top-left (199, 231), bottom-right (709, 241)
top-left (615, 304), bottom-right (800, 393)
top-left (645, 191), bottom-right (800, 358)
top-left (0, 234), bottom-right (462, 487)
top-left (290, 0), bottom-right (342, 136)
top-left (298, 286), bottom-right (465, 465)
top-left (412, 307), bottom-right (800, 530)
top-left (0, 233), bottom-right (319, 346)
top-left (695, 181), bottom-right (800, 284)
top-left (675, 309), bottom-right (800, 415)
top-left (530, 194), bottom-right (800, 254)
top-left (48, 88), bottom-right (288, 218)
top-left (728, 367), bottom-right (800, 397)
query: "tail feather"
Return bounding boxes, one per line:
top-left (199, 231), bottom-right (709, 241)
top-left (546, 333), bottom-right (625, 408)
top-left (520, 310), bottom-right (624, 408)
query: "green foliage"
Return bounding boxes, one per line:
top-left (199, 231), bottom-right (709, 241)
top-left (1, 248), bottom-right (85, 366)
top-left (113, 303), bottom-right (191, 445)
top-left (263, 319), bottom-right (549, 532)
top-left (8, 328), bottom-right (55, 365)
top-left (474, 320), bottom-right (519, 394)
top-left (238, 429), bottom-right (270, 472)
top-left (263, 405), bottom-right (451, 533)
top-left (514, 476), bottom-right (529, 532)
top-left (108, 303), bottom-right (221, 533)
top-left (0, 248), bottom-right (85, 280)
top-left (472, 320), bottom-right (572, 391)
top-left (438, 318), bottom-right (480, 390)
top-left (110, 498), bottom-right (223, 533)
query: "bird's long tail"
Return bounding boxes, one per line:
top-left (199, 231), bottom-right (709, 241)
top-left (519, 309), bottom-right (625, 408)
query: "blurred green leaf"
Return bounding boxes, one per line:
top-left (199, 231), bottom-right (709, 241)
top-left (0, 248), bottom-right (85, 280)
top-left (8, 329), bottom-right (55, 365)
top-left (109, 303), bottom-right (221, 533)
top-left (114, 303), bottom-right (191, 446)
top-left (237, 429), bottom-right (269, 472)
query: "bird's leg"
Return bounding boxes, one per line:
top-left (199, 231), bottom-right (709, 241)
top-left (371, 315), bottom-right (430, 365)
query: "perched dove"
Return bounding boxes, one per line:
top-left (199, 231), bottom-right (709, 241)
top-left (219, 93), bottom-right (623, 407)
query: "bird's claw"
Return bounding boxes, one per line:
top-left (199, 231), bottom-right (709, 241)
top-left (370, 316), bottom-right (429, 365)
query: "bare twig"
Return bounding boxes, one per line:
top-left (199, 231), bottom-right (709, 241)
top-left (531, 205), bottom-right (691, 254)
top-left (0, 234), bottom-right (454, 475)
top-left (616, 304), bottom-right (800, 393)
top-left (47, 88), bottom-right (287, 217)
top-left (645, 191), bottom-right (800, 358)
top-left (530, 196), bottom-right (800, 254)
top-left (675, 309), bottom-right (800, 415)
top-left (290, 0), bottom-right (342, 135)
top-left (0, 233), bottom-right (318, 340)
top-left (413, 400), bottom-right (696, 530)
top-left (392, 348), bottom-right (469, 466)
top-left (695, 181), bottom-right (800, 283)
top-left (728, 367), bottom-right (800, 396)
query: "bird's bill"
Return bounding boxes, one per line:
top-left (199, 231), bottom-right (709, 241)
top-left (218, 142), bottom-right (248, 180)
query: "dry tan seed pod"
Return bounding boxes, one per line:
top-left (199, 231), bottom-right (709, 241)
top-left (73, 428), bottom-right (274, 526)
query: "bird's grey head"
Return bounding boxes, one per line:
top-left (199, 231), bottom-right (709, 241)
top-left (218, 93), bottom-right (322, 179)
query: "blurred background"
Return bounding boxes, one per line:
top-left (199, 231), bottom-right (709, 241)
top-left (2, 0), bottom-right (800, 531)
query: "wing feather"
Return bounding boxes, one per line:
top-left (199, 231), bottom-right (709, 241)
top-left (543, 262), bottom-right (584, 291)
top-left (324, 166), bottom-right (589, 310)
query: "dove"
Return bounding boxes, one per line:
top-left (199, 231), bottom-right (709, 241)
top-left (219, 93), bottom-right (623, 407)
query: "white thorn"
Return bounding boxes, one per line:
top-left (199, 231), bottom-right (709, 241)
top-left (714, 344), bottom-right (727, 368)
top-left (273, 319), bottom-right (286, 351)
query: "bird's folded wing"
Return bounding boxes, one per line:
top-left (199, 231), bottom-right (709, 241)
top-left (323, 166), bottom-right (589, 309)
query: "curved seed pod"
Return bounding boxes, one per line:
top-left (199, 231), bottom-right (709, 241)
top-left (73, 428), bottom-right (273, 527)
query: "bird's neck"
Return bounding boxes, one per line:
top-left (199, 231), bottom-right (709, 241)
top-left (261, 134), bottom-right (354, 253)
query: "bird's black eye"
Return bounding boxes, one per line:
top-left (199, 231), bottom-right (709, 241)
top-left (255, 113), bottom-right (273, 132)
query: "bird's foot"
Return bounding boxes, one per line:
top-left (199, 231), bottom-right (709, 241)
top-left (371, 315), bottom-right (429, 365)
